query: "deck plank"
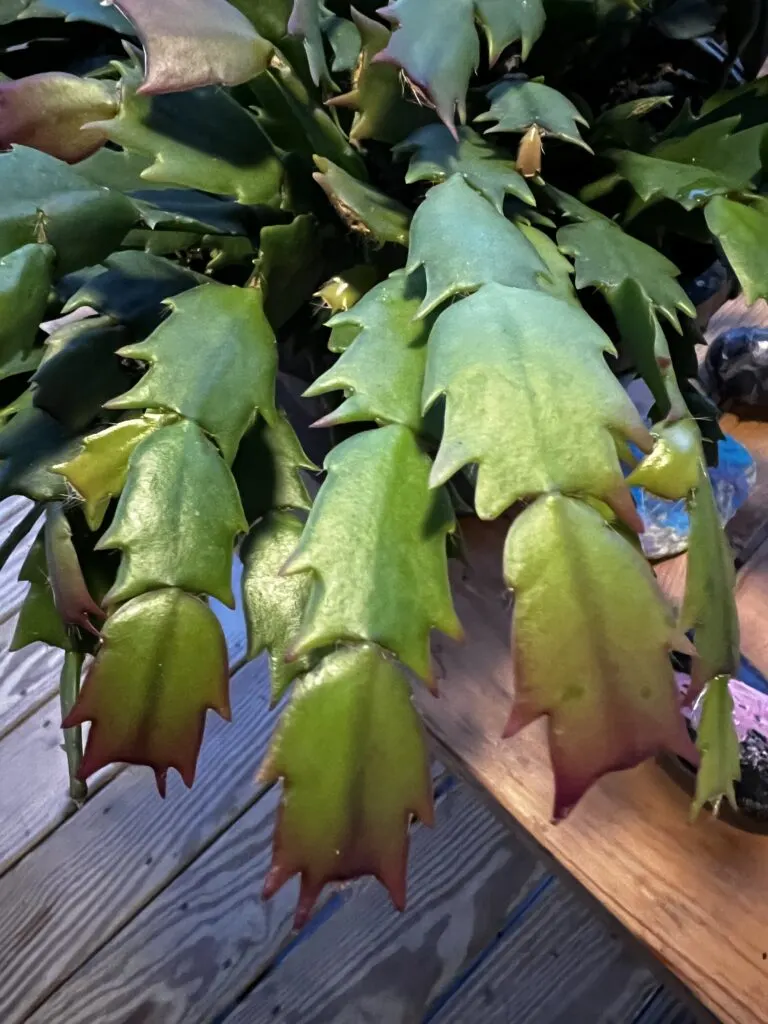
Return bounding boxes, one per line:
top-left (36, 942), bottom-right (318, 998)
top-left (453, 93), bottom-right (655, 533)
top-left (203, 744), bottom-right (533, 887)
top-left (0, 634), bottom-right (63, 740)
top-left (428, 877), bottom-right (661, 1024)
top-left (25, 787), bottom-right (294, 1024)
top-left (0, 498), bottom-right (39, 626)
top-left (413, 516), bottom-right (768, 1024)
top-left (0, 696), bottom-right (84, 877)
top-left (23, 765), bottom-right (444, 1024)
top-left (0, 655), bottom-right (274, 1024)
top-left (0, 549), bottom-right (248, 872)
top-left (223, 783), bottom-right (547, 1024)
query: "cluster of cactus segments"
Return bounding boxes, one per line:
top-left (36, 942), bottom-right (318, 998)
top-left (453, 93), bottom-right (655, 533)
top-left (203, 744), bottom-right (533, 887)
top-left (1, 0), bottom-right (763, 920)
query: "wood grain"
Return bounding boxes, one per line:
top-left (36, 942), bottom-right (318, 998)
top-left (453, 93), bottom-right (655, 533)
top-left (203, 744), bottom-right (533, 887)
top-left (226, 784), bottom-right (547, 1024)
top-left (0, 555), bottom-right (248, 879)
top-left (413, 517), bottom-right (768, 1024)
top-left (25, 786), bottom-right (297, 1024)
top-left (735, 538), bottom-right (768, 677)
top-left (0, 497), bottom-right (39, 625)
top-left (0, 497), bottom-right (246, 740)
top-left (0, 695), bottom-right (81, 876)
top-left (0, 655), bottom-right (275, 1023)
top-left (0, 633), bottom-right (63, 740)
top-left (429, 877), bottom-right (663, 1024)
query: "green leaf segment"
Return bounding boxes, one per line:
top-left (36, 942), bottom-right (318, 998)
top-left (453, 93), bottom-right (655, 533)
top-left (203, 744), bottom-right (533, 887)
top-left (0, 0), bottom-right (754, 928)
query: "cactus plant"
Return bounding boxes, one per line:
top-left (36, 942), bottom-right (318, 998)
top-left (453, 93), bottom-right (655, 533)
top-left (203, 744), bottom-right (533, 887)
top-left (0, 0), bottom-right (765, 924)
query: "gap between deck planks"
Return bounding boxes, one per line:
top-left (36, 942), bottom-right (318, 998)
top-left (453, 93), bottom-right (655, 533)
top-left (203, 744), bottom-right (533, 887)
top-left (220, 792), bottom-right (671, 1024)
top-left (0, 552), bottom-right (247, 879)
top-left (3, 303), bottom-right (765, 1024)
top-left (426, 878), bottom-right (661, 1024)
top-left (0, 654), bottom-right (276, 1023)
top-left (222, 781), bottom-right (547, 1024)
top-left (410, 513), bottom-right (768, 1024)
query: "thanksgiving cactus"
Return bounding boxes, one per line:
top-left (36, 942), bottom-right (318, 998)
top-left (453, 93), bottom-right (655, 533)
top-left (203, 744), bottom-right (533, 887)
top-left (1, 0), bottom-right (764, 924)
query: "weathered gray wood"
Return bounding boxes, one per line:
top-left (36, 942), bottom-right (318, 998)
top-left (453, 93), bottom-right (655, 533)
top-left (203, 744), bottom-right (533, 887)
top-left (428, 876), bottom-right (665, 1024)
top-left (222, 785), bottom-right (547, 1024)
top-left (0, 497), bottom-right (38, 625)
top-left (0, 635), bottom-right (63, 740)
top-left (26, 786), bottom-right (294, 1024)
top-left (0, 572), bottom-right (248, 873)
top-left (415, 515), bottom-right (768, 1024)
top-left (0, 489), bottom-right (246, 739)
top-left (0, 696), bottom-right (78, 876)
top-left (0, 655), bottom-right (275, 1023)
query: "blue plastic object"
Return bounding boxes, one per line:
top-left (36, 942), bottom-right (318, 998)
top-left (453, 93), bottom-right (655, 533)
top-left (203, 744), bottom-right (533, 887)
top-left (632, 433), bottom-right (756, 560)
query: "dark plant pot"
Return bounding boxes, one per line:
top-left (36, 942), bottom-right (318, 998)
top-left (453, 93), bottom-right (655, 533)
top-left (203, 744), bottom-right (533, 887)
top-left (660, 668), bottom-right (768, 833)
top-left (659, 747), bottom-right (768, 835)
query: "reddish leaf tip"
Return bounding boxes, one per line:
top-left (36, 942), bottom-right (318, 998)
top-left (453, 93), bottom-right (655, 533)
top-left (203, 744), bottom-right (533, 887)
top-left (606, 484), bottom-right (645, 535)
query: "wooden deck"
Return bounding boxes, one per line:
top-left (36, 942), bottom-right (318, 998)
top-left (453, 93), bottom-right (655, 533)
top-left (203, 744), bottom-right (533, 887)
top-left (1, 298), bottom-right (766, 1023)
top-left (0, 527), bottom-right (702, 1023)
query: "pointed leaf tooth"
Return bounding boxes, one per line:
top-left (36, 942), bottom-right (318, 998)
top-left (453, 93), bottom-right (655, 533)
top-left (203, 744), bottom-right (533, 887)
top-left (307, 270), bottom-right (429, 431)
top-left (260, 644), bottom-right (433, 926)
top-left (477, 79), bottom-right (590, 151)
top-left (108, 284), bottom-right (278, 463)
top-left (113, 0), bottom-right (274, 94)
top-left (395, 123), bottom-right (534, 212)
top-left (53, 416), bottom-right (164, 531)
top-left (474, 0), bottom-right (544, 62)
top-left (422, 283), bottom-right (651, 519)
top-left (98, 419), bottom-right (247, 607)
top-left (64, 588), bottom-right (229, 795)
top-left (691, 674), bottom-right (740, 818)
top-left (406, 176), bottom-right (546, 316)
top-left (284, 425), bottom-right (461, 681)
top-left (503, 495), bottom-right (694, 820)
